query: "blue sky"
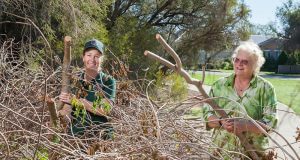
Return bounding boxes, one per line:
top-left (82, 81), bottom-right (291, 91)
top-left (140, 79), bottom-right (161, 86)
top-left (244, 0), bottom-right (300, 25)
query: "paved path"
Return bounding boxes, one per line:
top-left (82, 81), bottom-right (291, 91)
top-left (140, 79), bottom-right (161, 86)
top-left (188, 84), bottom-right (300, 159)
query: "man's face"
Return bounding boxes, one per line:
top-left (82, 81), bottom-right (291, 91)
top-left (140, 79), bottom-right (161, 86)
top-left (83, 48), bottom-right (102, 71)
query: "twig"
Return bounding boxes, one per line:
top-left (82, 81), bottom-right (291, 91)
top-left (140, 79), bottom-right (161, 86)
top-left (0, 131), bottom-right (10, 158)
top-left (269, 129), bottom-right (299, 159)
top-left (2, 78), bottom-right (41, 122)
top-left (146, 80), bottom-right (161, 142)
top-left (201, 65), bottom-right (206, 84)
top-left (33, 73), bottom-right (48, 160)
top-left (0, 103), bottom-right (74, 148)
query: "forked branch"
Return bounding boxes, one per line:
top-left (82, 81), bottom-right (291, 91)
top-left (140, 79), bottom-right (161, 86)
top-left (144, 34), bottom-right (259, 159)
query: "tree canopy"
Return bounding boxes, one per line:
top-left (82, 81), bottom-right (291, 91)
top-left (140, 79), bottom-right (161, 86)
top-left (250, 23), bottom-right (277, 36)
top-left (106, 0), bottom-right (251, 68)
top-left (276, 0), bottom-right (300, 52)
top-left (1, 0), bottom-right (251, 75)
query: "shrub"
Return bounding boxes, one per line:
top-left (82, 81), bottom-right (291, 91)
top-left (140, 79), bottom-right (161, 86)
top-left (154, 70), bottom-right (188, 101)
top-left (206, 58), bottom-right (233, 70)
top-left (166, 73), bottom-right (188, 101)
top-left (221, 61), bottom-right (233, 70)
top-left (277, 51), bottom-right (288, 65)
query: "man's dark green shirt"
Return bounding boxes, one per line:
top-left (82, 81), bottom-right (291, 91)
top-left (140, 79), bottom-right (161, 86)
top-left (70, 71), bottom-right (116, 137)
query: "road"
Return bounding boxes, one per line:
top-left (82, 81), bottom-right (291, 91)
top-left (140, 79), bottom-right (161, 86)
top-left (191, 70), bottom-right (300, 80)
top-left (188, 84), bottom-right (300, 159)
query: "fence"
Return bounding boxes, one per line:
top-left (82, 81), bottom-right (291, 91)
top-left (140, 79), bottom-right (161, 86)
top-left (278, 65), bottom-right (300, 73)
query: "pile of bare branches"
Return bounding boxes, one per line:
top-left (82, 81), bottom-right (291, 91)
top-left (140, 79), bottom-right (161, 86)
top-left (1, 36), bottom-right (299, 160)
top-left (0, 38), bottom-right (61, 159)
top-left (0, 37), bottom-right (217, 160)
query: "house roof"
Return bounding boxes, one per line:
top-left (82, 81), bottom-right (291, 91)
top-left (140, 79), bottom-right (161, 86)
top-left (248, 35), bottom-right (272, 44)
top-left (242, 35), bottom-right (285, 50)
top-left (258, 38), bottom-right (285, 50)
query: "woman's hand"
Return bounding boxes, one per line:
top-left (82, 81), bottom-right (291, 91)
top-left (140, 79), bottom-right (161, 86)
top-left (222, 118), bottom-right (248, 135)
top-left (207, 116), bottom-right (224, 128)
top-left (59, 92), bottom-right (74, 104)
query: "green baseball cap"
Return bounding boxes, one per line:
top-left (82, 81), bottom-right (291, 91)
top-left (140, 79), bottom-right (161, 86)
top-left (84, 39), bottom-right (104, 54)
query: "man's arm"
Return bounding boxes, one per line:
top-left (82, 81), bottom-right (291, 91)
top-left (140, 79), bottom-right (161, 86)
top-left (59, 92), bottom-right (111, 116)
top-left (79, 98), bottom-right (111, 116)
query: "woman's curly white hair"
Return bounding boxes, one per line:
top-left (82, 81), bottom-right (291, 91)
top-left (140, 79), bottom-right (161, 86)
top-left (232, 41), bottom-right (265, 75)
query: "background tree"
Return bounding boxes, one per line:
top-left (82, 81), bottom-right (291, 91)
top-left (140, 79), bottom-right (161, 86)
top-left (173, 0), bottom-right (251, 66)
top-left (250, 23), bottom-right (277, 36)
top-left (277, 51), bottom-right (289, 65)
top-left (0, 0), bottom-right (111, 67)
top-left (1, 0), bottom-right (251, 77)
top-left (106, 0), bottom-right (250, 71)
top-left (276, 0), bottom-right (300, 52)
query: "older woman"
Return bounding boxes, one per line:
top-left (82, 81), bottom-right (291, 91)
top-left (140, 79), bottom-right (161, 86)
top-left (59, 39), bottom-right (116, 139)
top-left (203, 41), bottom-right (277, 158)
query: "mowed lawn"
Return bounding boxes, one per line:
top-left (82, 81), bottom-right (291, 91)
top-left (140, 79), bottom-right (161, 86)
top-left (190, 72), bottom-right (300, 114)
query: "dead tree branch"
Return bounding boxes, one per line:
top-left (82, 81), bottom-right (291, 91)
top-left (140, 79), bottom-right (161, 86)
top-left (49, 36), bottom-right (72, 127)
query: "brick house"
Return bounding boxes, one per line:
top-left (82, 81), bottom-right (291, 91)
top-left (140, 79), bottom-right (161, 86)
top-left (248, 35), bottom-right (284, 61)
top-left (258, 37), bottom-right (285, 61)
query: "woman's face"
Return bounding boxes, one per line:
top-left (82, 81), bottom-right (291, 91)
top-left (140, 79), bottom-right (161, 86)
top-left (233, 50), bottom-right (255, 77)
top-left (83, 48), bottom-right (102, 71)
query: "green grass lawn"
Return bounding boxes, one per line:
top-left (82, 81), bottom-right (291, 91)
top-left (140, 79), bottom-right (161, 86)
top-left (212, 69), bottom-right (300, 76)
top-left (267, 79), bottom-right (300, 114)
top-left (190, 72), bottom-right (223, 85)
top-left (190, 72), bottom-right (300, 114)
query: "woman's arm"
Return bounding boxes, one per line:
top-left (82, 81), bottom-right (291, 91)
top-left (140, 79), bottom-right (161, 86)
top-left (222, 118), bottom-right (269, 134)
top-left (207, 115), bottom-right (269, 134)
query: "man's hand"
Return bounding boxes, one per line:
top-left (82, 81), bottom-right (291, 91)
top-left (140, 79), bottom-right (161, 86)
top-left (59, 92), bottom-right (74, 104)
top-left (58, 108), bottom-right (70, 117)
top-left (57, 104), bottom-right (72, 124)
